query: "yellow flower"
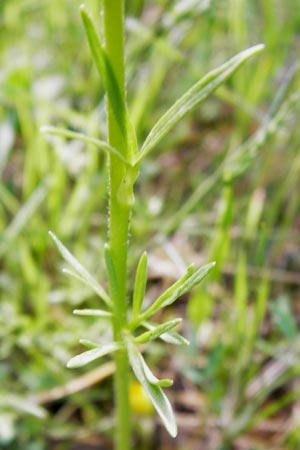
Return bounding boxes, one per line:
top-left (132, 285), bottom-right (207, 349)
top-left (129, 381), bottom-right (154, 415)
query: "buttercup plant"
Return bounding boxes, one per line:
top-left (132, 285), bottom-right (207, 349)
top-left (43, 2), bottom-right (264, 449)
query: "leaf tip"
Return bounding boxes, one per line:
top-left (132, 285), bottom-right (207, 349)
top-left (66, 359), bottom-right (74, 369)
top-left (170, 426), bottom-right (178, 438)
top-left (48, 230), bottom-right (55, 240)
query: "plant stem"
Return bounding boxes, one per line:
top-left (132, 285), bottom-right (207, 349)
top-left (103, 1), bottom-right (131, 449)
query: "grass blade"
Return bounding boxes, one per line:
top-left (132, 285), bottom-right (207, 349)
top-left (137, 44), bottom-right (264, 163)
top-left (0, 180), bottom-right (49, 258)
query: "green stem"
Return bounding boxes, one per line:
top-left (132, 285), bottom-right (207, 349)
top-left (103, 1), bottom-right (131, 449)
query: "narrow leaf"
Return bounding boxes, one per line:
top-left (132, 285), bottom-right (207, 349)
top-left (80, 5), bottom-right (138, 162)
top-left (79, 339), bottom-right (99, 349)
top-left (41, 125), bottom-right (129, 164)
top-left (104, 244), bottom-right (119, 303)
top-left (67, 342), bottom-right (120, 368)
top-left (142, 321), bottom-right (190, 346)
top-left (135, 318), bottom-right (182, 344)
top-left (137, 44), bottom-right (264, 163)
top-left (142, 262), bottom-right (215, 320)
top-left (126, 338), bottom-right (177, 437)
top-left (80, 5), bottom-right (126, 136)
top-left (224, 92), bottom-right (300, 179)
top-left (141, 359), bottom-right (173, 388)
top-left (132, 252), bottom-right (148, 320)
top-left (73, 309), bottom-right (112, 318)
top-left (3, 394), bottom-right (47, 418)
top-left (0, 181), bottom-right (48, 258)
top-left (49, 231), bottom-right (111, 306)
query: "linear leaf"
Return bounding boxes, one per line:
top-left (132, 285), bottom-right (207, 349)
top-left (141, 358), bottom-right (173, 388)
top-left (133, 264), bottom-right (195, 324)
top-left (132, 252), bottom-right (148, 320)
top-left (142, 321), bottom-right (190, 346)
top-left (41, 125), bottom-right (129, 164)
top-left (104, 244), bottom-right (119, 303)
top-left (126, 338), bottom-right (177, 437)
top-left (49, 231), bottom-right (111, 306)
top-left (79, 339), bottom-right (99, 349)
top-left (224, 92), bottom-right (300, 180)
top-left (135, 318), bottom-right (182, 344)
top-left (3, 394), bottom-right (47, 418)
top-left (143, 262), bottom-right (215, 320)
top-left (80, 5), bottom-right (138, 162)
top-left (0, 181), bottom-right (48, 258)
top-left (73, 309), bottom-right (112, 318)
top-left (137, 44), bottom-right (264, 163)
top-left (67, 342), bottom-right (120, 368)
top-left (80, 5), bottom-right (126, 135)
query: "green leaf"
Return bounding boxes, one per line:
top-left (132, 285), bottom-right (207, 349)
top-left (41, 125), bottom-right (129, 164)
top-left (142, 321), bottom-right (190, 346)
top-left (141, 359), bottom-right (173, 388)
top-left (80, 5), bottom-right (125, 134)
top-left (126, 338), bottom-right (177, 437)
top-left (73, 309), bottom-right (112, 318)
top-left (104, 244), bottom-right (119, 303)
top-left (140, 262), bottom-right (215, 322)
top-left (136, 44), bottom-right (264, 163)
top-left (67, 342), bottom-right (120, 368)
top-left (135, 318), bottom-right (182, 344)
top-left (270, 295), bottom-right (297, 340)
top-left (132, 252), bottom-right (148, 320)
top-left (79, 339), bottom-right (99, 349)
top-left (80, 5), bottom-right (138, 163)
top-left (224, 91), bottom-right (300, 180)
top-left (0, 180), bottom-right (49, 258)
top-left (2, 394), bottom-right (47, 419)
top-left (49, 231), bottom-right (111, 306)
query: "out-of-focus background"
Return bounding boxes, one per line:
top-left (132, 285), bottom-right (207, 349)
top-left (0, 0), bottom-right (300, 449)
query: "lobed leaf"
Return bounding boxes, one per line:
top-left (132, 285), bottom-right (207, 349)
top-left (67, 342), bottom-right (120, 368)
top-left (132, 252), bottom-right (148, 320)
top-left (135, 318), bottom-right (182, 344)
top-left (126, 338), bottom-right (177, 437)
top-left (49, 231), bottom-right (111, 306)
top-left (136, 44), bottom-right (264, 163)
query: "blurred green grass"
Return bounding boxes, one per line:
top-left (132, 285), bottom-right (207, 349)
top-left (0, 0), bottom-right (300, 449)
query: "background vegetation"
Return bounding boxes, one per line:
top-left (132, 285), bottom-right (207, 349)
top-left (0, 0), bottom-right (299, 449)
